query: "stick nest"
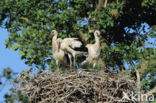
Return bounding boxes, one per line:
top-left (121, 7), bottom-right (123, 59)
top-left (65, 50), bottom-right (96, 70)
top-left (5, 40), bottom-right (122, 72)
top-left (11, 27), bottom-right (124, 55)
top-left (18, 70), bottom-right (136, 103)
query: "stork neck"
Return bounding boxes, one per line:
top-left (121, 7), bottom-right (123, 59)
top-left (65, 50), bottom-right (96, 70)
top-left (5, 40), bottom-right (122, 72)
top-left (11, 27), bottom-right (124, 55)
top-left (95, 35), bottom-right (100, 46)
top-left (52, 34), bottom-right (57, 41)
top-left (52, 34), bottom-right (59, 52)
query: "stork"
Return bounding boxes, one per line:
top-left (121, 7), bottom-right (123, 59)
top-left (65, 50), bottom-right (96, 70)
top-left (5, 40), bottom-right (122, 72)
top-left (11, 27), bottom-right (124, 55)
top-left (81, 30), bottom-right (101, 68)
top-left (49, 30), bottom-right (68, 72)
top-left (60, 36), bottom-right (87, 69)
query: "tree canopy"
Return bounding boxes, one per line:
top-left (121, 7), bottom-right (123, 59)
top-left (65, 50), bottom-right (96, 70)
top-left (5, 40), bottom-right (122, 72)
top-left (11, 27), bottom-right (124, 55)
top-left (0, 0), bottom-right (156, 102)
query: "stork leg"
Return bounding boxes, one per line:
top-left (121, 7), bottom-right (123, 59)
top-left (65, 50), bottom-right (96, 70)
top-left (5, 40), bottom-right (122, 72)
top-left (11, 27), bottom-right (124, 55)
top-left (81, 57), bottom-right (89, 66)
top-left (93, 59), bottom-right (98, 69)
top-left (68, 54), bottom-right (72, 69)
top-left (56, 60), bottom-right (59, 72)
top-left (81, 60), bottom-right (88, 66)
top-left (73, 54), bottom-right (76, 69)
top-left (93, 63), bottom-right (96, 69)
top-left (64, 46), bottom-right (78, 69)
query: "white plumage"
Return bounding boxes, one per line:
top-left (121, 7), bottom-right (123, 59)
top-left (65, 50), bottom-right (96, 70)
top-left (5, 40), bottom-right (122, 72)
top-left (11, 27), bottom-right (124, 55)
top-left (50, 30), bottom-right (67, 71)
top-left (81, 30), bottom-right (101, 68)
top-left (60, 37), bottom-right (86, 69)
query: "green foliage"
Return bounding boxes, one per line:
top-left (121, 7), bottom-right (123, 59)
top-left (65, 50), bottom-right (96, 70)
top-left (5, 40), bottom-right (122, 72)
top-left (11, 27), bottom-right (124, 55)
top-left (0, 0), bottom-right (155, 70)
top-left (4, 90), bottom-right (30, 103)
top-left (141, 52), bottom-right (156, 90)
top-left (0, 68), bottom-right (30, 103)
top-left (2, 67), bottom-right (13, 79)
top-left (0, 0), bottom-right (156, 102)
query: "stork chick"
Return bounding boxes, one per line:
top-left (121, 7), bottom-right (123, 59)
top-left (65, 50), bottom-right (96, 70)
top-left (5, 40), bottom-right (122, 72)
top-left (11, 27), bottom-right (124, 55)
top-left (60, 37), bottom-right (87, 69)
top-left (81, 30), bottom-right (101, 68)
top-left (49, 30), bottom-right (68, 72)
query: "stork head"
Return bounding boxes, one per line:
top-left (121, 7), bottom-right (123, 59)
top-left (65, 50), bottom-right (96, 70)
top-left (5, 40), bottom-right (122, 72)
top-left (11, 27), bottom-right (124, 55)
top-left (94, 30), bottom-right (101, 38)
top-left (49, 30), bottom-right (58, 38)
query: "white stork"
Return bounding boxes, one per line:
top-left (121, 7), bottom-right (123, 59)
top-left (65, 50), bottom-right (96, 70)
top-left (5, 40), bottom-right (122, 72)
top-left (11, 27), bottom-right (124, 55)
top-left (49, 30), bottom-right (68, 71)
top-left (81, 30), bottom-right (101, 68)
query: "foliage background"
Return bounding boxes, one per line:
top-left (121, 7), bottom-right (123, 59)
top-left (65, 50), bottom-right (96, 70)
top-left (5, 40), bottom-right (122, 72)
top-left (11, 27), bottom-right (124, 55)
top-left (0, 0), bottom-right (155, 102)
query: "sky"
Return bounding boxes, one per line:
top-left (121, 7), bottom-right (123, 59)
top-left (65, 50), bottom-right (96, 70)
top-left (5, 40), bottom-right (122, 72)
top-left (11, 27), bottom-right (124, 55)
top-left (0, 28), bottom-right (29, 102)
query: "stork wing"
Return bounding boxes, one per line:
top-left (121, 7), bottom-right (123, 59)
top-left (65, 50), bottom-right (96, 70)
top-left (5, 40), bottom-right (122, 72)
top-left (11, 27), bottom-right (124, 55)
top-left (70, 40), bottom-right (82, 48)
top-left (63, 38), bottom-right (80, 41)
top-left (62, 38), bottom-right (82, 48)
top-left (62, 37), bottom-right (88, 52)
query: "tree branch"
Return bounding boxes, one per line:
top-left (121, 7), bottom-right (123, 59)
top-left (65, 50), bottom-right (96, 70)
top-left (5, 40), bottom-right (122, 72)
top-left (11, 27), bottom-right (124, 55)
top-left (96, 0), bottom-right (108, 11)
top-left (77, 30), bottom-right (89, 45)
top-left (138, 60), bottom-right (148, 74)
top-left (144, 87), bottom-right (156, 97)
top-left (104, 0), bottom-right (107, 8)
top-left (135, 69), bottom-right (141, 98)
top-left (96, 0), bottom-right (105, 12)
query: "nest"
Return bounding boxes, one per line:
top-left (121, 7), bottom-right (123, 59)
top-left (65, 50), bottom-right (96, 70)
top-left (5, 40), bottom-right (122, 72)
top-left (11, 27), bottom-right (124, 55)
top-left (19, 70), bottom-right (136, 103)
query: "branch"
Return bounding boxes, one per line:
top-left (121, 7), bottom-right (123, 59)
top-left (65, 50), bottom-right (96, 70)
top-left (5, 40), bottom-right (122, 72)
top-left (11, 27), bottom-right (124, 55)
top-left (77, 30), bottom-right (89, 45)
top-left (138, 60), bottom-right (148, 74)
top-left (137, 35), bottom-right (146, 50)
top-left (144, 87), bottom-right (156, 97)
top-left (104, 0), bottom-right (107, 8)
top-left (96, 0), bottom-right (105, 12)
top-left (96, 0), bottom-right (108, 11)
top-left (137, 57), bottom-right (154, 76)
top-left (0, 79), bottom-right (8, 92)
top-left (19, 16), bottom-right (33, 25)
top-left (131, 62), bottom-right (141, 98)
top-left (135, 69), bottom-right (141, 98)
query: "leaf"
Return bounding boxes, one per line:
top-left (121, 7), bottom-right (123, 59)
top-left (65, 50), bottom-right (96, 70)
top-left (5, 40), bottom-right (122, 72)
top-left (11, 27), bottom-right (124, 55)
top-left (26, 52), bottom-right (31, 58)
top-left (19, 51), bottom-right (25, 56)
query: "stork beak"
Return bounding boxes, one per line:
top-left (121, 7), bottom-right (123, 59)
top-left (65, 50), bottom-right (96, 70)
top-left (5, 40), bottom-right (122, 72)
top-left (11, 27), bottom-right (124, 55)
top-left (49, 34), bottom-right (53, 39)
top-left (98, 34), bottom-right (102, 38)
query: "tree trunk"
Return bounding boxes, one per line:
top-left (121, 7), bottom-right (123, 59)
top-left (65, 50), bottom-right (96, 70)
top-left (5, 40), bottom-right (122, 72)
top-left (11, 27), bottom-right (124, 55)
top-left (96, 0), bottom-right (105, 11)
